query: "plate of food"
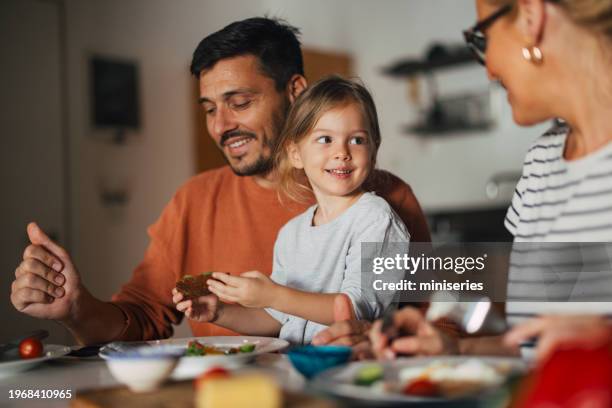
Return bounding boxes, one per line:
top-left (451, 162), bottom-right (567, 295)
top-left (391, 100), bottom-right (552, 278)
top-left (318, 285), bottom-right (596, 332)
top-left (100, 336), bottom-right (289, 380)
top-left (0, 342), bottom-right (71, 379)
top-left (311, 356), bottom-right (526, 405)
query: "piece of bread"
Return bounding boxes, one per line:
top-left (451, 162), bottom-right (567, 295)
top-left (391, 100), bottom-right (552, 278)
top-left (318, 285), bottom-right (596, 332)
top-left (176, 272), bottom-right (213, 299)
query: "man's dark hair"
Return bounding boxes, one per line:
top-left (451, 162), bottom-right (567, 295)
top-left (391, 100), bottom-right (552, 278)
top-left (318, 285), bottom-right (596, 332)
top-left (190, 17), bottom-right (304, 91)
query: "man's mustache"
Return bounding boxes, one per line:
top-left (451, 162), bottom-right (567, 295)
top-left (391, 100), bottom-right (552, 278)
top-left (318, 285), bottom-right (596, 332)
top-left (220, 130), bottom-right (257, 146)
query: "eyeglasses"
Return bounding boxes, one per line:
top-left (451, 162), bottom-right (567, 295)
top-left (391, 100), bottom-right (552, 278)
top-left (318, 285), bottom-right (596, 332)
top-left (462, 4), bottom-right (512, 65)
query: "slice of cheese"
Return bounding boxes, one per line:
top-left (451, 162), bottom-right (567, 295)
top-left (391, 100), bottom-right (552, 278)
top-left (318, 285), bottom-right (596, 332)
top-left (196, 374), bottom-right (281, 408)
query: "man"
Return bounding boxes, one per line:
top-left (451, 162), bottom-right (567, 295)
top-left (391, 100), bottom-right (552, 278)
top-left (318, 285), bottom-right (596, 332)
top-left (10, 17), bottom-right (430, 345)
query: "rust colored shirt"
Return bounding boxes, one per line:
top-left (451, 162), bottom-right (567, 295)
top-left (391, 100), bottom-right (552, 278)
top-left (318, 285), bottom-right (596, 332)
top-left (111, 166), bottom-right (430, 340)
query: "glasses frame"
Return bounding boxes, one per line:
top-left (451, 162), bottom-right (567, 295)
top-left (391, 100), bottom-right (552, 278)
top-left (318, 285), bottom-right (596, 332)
top-left (463, 4), bottom-right (512, 65)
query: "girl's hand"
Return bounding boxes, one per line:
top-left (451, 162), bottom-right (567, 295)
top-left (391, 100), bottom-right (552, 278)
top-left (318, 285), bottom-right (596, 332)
top-left (208, 271), bottom-right (277, 308)
top-left (172, 288), bottom-right (220, 322)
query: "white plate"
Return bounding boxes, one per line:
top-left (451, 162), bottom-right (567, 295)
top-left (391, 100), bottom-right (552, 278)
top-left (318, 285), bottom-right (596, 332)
top-left (100, 336), bottom-right (289, 380)
top-left (0, 344), bottom-right (71, 379)
top-left (311, 356), bottom-right (526, 405)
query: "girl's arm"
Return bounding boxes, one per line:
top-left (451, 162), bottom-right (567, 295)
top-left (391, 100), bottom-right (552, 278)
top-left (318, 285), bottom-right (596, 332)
top-left (215, 304), bottom-right (282, 336)
top-left (270, 287), bottom-right (353, 326)
top-left (173, 288), bottom-right (281, 336)
top-left (208, 271), bottom-right (355, 326)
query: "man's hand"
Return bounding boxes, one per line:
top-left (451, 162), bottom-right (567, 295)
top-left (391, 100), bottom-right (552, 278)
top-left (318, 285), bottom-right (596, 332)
top-left (504, 314), bottom-right (612, 363)
top-left (207, 271), bottom-right (277, 308)
top-left (11, 222), bottom-right (83, 322)
top-left (370, 307), bottom-right (460, 359)
top-left (172, 288), bottom-right (220, 322)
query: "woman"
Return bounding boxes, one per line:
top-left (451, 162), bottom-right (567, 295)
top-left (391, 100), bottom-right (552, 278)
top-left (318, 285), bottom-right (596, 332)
top-left (317, 0), bottom-right (612, 363)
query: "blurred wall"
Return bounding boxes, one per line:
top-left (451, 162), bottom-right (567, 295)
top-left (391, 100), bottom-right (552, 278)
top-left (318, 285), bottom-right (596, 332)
top-left (64, 0), bottom-right (267, 303)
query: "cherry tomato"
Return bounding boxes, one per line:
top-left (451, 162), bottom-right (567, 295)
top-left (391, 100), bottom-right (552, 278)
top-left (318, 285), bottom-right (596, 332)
top-left (403, 378), bottom-right (439, 397)
top-left (194, 367), bottom-right (230, 389)
top-left (18, 338), bottom-right (43, 359)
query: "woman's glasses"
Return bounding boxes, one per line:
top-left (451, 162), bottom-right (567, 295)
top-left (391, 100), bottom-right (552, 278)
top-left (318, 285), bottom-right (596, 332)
top-left (462, 4), bottom-right (512, 65)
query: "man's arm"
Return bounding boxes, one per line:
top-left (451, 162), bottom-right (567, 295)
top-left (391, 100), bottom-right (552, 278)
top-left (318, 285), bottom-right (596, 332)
top-left (62, 293), bottom-right (129, 345)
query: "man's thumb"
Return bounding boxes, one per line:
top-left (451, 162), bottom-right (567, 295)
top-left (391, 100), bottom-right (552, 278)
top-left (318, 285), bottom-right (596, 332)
top-left (333, 293), bottom-right (356, 322)
top-left (27, 222), bottom-right (67, 260)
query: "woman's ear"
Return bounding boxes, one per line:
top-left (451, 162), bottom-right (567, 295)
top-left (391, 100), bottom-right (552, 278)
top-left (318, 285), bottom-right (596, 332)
top-left (286, 75), bottom-right (308, 104)
top-left (517, 0), bottom-right (546, 44)
top-left (288, 142), bottom-right (304, 169)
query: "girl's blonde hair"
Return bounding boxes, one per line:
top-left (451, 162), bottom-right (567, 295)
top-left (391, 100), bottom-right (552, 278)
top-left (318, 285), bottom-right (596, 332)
top-left (274, 75), bottom-right (381, 203)
top-left (487, 0), bottom-right (612, 40)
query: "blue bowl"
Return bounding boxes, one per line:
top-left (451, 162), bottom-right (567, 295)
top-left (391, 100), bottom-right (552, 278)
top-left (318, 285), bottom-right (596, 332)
top-left (287, 345), bottom-right (352, 379)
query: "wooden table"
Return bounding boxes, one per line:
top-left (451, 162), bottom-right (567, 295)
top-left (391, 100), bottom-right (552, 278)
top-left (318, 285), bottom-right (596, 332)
top-left (0, 353), bottom-right (336, 408)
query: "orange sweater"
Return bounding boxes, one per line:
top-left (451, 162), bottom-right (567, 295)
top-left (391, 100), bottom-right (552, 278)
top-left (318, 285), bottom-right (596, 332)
top-left (111, 166), bottom-right (430, 340)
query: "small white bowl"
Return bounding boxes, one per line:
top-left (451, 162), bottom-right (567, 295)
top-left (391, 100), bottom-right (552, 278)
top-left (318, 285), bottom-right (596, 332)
top-left (101, 346), bottom-right (181, 393)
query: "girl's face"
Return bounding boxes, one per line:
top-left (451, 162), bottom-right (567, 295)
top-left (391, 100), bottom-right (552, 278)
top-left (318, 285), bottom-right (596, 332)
top-left (289, 103), bottom-right (374, 200)
top-left (476, 0), bottom-right (553, 125)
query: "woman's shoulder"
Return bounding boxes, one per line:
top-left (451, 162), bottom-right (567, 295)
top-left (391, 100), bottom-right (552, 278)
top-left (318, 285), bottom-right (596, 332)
top-left (523, 120), bottom-right (569, 162)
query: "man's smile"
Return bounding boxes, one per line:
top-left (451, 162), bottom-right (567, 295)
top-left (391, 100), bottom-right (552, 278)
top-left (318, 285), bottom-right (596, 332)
top-left (222, 135), bottom-right (256, 157)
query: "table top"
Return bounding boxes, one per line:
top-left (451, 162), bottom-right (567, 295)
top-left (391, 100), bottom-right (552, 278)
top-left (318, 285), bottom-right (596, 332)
top-left (0, 353), bottom-right (307, 408)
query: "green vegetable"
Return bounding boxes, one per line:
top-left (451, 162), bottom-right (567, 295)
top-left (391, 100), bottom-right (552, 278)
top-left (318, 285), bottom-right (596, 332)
top-left (186, 340), bottom-right (206, 356)
top-left (354, 365), bottom-right (384, 386)
top-left (239, 343), bottom-right (256, 353)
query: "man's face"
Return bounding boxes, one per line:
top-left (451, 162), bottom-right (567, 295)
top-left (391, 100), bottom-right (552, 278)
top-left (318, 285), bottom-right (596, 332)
top-left (199, 55), bottom-right (290, 176)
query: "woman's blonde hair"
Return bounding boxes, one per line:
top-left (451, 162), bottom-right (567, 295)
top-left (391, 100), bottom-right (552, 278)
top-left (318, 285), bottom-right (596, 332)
top-left (487, 0), bottom-right (612, 40)
top-left (274, 75), bottom-right (381, 203)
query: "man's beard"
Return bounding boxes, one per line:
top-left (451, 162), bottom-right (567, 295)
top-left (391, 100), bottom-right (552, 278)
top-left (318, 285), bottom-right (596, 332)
top-left (230, 152), bottom-right (274, 176)
top-left (226, 100), bottom-right (289, 177)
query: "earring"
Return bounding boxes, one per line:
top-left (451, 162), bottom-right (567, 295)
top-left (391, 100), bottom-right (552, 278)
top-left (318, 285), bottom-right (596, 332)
top-left (522, 46), bottom-right (543, 65)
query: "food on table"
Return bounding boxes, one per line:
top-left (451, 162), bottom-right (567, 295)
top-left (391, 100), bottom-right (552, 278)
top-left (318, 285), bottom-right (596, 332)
top-left (176, 272), bottom-right (214, 299)
top-left (185, 340), bottom-right (256, 356)
top-left (18, 337), bottom-right (43, 359)
top-left (194, 367), bottom-right (231, 389)
top-left (239, 343), bottom-right (256, 353)
top-left (403, 378), bottom-right (438, 397)
top-left (400, 360), bottom-right (507, 398)
top-left (354, 364), bottom-right (384, 386)
top-left (195, 373), bottom-right (281, 408)
top-left (355, 359), bottom-right (508, 398)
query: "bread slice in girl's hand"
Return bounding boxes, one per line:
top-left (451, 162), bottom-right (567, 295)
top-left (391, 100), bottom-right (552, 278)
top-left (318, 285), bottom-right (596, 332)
top-left (176, 272), bottom-right (214, 299)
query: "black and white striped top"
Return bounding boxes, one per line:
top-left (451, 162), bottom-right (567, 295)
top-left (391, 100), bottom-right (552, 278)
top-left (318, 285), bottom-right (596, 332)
top-left (504, 122), bottom-right (612, 325)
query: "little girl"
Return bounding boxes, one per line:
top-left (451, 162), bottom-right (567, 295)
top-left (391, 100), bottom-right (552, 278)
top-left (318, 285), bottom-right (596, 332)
top-left (177, 76), bottom-right (409, 344)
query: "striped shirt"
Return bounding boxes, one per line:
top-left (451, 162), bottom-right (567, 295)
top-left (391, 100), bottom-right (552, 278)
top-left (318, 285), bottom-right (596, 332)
top-left (504, 122), bottom-right (612, 325)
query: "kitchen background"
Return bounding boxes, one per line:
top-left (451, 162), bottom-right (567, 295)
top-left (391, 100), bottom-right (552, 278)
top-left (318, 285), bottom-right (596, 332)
top-left (0, 0), bottom-right (549, 343)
